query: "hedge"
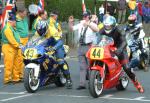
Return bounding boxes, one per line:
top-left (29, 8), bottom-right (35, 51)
top-left (25, 0), bottom-right (104, 21)
top-left (25, 0), bottom-right (142, 22)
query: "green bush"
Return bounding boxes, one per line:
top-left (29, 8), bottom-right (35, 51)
top-left (25, 0), bottom-right (132, 21)
top-left (25, 0), bottom-right (99, 21)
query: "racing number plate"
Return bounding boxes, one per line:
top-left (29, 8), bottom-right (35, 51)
top-left (24, 48), bottom-right (37, 59)
top-left (90, 47), bottom-right (104, 60)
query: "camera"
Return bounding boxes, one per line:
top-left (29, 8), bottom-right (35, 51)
top-left (79, 35), bottom-right (85, 45)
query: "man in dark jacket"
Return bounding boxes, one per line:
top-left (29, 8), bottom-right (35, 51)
top-left (106, 3), bottom-right (115, 16)
top-left (99, 15), bottom-right (144, 93)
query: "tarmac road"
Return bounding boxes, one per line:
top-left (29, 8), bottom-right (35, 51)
top-left (0, 56), bottom-right (150, 103)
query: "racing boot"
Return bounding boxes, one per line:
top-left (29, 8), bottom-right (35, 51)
top-left (60, 63), bottom-right (73, 89)
top-left (123, 65), bottom-right (144, 93)
top-left (66, 78), bottom-right (73, 89)
top-left (132, 80), bottom-right (144, 93)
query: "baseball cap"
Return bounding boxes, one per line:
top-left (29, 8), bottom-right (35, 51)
top-left (8, 14), bottom-right (16, 21)
top-left (82, 10), bottom-right (91, 17)
top-left (50, 10), bottom-right (59, 16)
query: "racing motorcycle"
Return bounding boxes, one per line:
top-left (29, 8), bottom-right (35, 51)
top-left (125, 25), bottom-right (149, 71)
top-left (22, 37), bottom-right (69, 93)
top-left (86, 35), bottom-right (129, 98)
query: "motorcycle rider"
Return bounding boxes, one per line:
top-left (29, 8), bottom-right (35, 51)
top-left (47, 10), bottom-right (73, 89)
top-left (34, 12), bottom-right (73, 89)
top-left (99, 15), bottom-right (144, 93)
top-left (125, 14), bottom-right (148, 71)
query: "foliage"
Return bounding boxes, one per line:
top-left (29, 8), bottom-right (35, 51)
top-left (25, 0), bottom-right (133, 21)
top-left (25, 0), bottom-right (98, 21)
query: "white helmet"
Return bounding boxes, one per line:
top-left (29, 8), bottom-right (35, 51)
top-left (103, 16), bottom-right (116, 34)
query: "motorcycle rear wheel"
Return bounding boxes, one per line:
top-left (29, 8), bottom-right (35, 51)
top-left (89, 70), bottom-right (103, 98)
top-left (54, 61), bottom-right (68, 87)
top-left (116, 75), bottom-right (129, 90)
top-left (54, 70), bottom-right (66, 87)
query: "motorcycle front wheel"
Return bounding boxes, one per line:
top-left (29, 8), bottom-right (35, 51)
top-left (89, 70), bottom-right (103, 98)
top-left (24, 68), bottom-right (40, 93)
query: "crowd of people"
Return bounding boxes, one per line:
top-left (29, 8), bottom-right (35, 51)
top-left (0, 0), bottom-right (149, 94)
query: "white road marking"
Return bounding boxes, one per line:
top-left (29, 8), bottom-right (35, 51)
top-left (56, 94), bottom-right (89, 98)
top-left (0, 94), bottom-right (32, 102)
top-left (37, 94), bottom-right (150, 102)
top-left (134, 97), bottom-right (145, 100)
top-left (101, 94), bottom-right (113, 98)
top-left (0, 91), bottom-right (27, 95)
top-left (0, 92), bottom-right (149, 102)
top-left (0, 65), bottom-right (4, 68)
top-left (99, 96), bottom-right (150, 102)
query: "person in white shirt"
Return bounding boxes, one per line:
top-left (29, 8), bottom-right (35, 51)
top-left (99, 4), bottom-right (105, 22)
top-left (68, 11), bottom-right (99, 90)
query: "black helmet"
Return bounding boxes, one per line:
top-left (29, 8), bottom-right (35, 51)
top-left (128, 14), bottom-right (137, 27)
top-left (36, 20), bottom-right (48, 36)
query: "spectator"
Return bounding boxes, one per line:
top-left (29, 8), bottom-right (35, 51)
top-left (136, 0), bottom-right (143, 24)
top-left (106, 3), bottom-right (116, 16)
top-left (142, 1), bottom-right (150, 46)
top-left (128, 0), bottom-right (137, 14)
top-left (142, 1), bottom-right (150, 23)
top-left (16, 7), bottom-right (29, 80)
top-left (68, 11), bottom-right (99, 90)
top-left (31, 10), bottom-right (47, 36)
top-left (99, 4), bottom-right (104, 23)
top-left (1, 14), bottom-right (22, 84)
top-left (117, 0), bottom-right (127, 24)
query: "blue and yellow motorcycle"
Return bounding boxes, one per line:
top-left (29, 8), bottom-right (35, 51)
top-left (22, 37), bottom-right (69, 93)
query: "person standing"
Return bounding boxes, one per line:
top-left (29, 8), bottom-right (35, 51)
top-left (142, 1), bottom-right (150, 23)
top-left (16, 7), bottom-right (29, 80)
top-left (142, 1), bottom-right (150, 52)
top-left (128, 0), bottom-right (137, 15)
top-left (32, 10), bottom-right (47, 36)
top-left (16, 7), bottom-right (28, 46)
top-left (1, 14), bottom-right (22, 84)
top-left (136, 0), bottom-right (143, 24)
top-left (117, 0), bottom-right (127, 24)
top-left (68, 11), bottom-right (99, 90)
top-left (106, 3), bottom-right (116, 16)
top-left (99, 4), bottom-right (104, 23)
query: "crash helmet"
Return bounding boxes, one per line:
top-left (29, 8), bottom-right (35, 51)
top-left (36, 20), bottom-right (48, 36)
top-left (128, 14), bottom-right (137, 27)
top-left (103, 15), bottom-right (116, 34)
